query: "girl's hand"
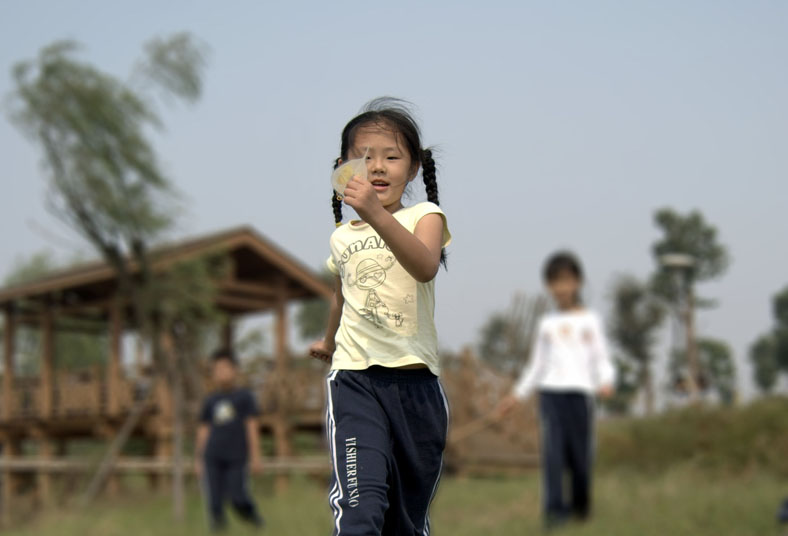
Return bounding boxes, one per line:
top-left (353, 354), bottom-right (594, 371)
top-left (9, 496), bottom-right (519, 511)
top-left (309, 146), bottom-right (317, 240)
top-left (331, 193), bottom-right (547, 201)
top-left (343, 175), bottom-right (384, 222)
top-left (309, 339), bottom-right (335, 364)
top-left (495, 394), bottom-right (520, 418)
top-left (597, 384), bottom-right (614, 399)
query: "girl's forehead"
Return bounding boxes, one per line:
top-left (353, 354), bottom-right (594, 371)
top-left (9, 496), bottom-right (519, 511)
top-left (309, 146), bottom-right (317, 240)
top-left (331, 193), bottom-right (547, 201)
top-left (352, 124), bottom-right (402, 147)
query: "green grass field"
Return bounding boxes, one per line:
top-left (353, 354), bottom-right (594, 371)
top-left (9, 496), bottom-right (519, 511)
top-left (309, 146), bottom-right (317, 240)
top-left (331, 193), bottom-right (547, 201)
top-left (6, 397), bottom-right (788, 535)
top-left (4, 468), bottom-right (785, 535)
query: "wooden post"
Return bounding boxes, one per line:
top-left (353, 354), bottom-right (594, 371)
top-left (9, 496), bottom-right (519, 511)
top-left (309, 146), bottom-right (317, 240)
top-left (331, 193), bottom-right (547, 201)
top-left (36, 434), bottom-right (54, 507)
top-left (40, 306), bottom-right (55, 419)
top-left (2, 307), bottom-right (16, 421)
top-left (221, 318), bottom-right (234, 350)
top-left (107, 298), bottom-right (123, 417)
top-left (0, 437), bottom-right (20, 527)
top-left (272, 286), bottom-right (292, 492)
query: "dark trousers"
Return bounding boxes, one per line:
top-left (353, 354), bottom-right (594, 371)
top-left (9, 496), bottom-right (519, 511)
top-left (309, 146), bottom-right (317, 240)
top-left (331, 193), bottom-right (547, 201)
top-left (539, 391), bottom-right (594, 525)
top-left (202, 457), bottom-right (262, 531)
top-left (325, 366), bottom-right (449, 536)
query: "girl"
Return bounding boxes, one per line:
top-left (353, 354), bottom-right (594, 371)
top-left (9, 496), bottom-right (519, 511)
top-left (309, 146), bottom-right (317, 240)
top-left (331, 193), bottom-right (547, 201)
top-left (498, 252), bottom-right (615, 530)
top-left (309, 98), bottom-right (451, 535)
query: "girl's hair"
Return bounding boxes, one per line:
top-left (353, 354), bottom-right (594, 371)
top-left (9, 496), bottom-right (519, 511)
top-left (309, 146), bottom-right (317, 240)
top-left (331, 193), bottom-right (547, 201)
top-left (543, 251), bottom-right (584, 283)
top-left (332, 97), bottom-right (445, 266)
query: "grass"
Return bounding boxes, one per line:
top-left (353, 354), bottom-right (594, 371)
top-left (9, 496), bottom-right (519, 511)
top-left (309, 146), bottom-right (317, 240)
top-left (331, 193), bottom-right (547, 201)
top-left (4, 468), bottom-right (785, 535)
top-left (5, 397), bottom-right (788, 535)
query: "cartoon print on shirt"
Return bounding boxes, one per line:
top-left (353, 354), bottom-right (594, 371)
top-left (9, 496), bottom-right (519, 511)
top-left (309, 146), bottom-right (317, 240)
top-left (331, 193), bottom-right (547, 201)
top-left (346, 254), bottom-right (403, 328)
top-left (213, 400), bottom-right (235, 425)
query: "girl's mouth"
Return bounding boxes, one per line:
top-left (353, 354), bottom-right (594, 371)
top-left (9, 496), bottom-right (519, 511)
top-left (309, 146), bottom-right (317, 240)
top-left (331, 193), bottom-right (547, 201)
top-left (371, 180), bottom-right (389, 191)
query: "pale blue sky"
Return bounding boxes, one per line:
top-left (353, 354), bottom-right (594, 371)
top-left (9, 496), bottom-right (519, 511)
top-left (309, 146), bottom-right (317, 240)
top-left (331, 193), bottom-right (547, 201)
top-left (1, 1), bottom-right (786, 399)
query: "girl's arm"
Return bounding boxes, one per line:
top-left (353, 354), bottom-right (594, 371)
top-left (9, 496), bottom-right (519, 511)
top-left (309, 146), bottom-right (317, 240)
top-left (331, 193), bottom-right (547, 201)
top-left (309, 276), bottom-right (344, 362)
top-left (344, 178), bottom-right (444, 282)
top-left (592, 315), bottom-right (616, 397)
top-left (511, 324), bottom-right (548, 400)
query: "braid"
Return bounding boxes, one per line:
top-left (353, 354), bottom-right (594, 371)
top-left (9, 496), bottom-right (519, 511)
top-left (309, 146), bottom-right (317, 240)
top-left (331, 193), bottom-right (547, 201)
top-left (421, 148), bottom-right (447, 267)
top-left (421, 148), bottom-right (439, 205)
top-left (332, 158), bottom-right (343, 226)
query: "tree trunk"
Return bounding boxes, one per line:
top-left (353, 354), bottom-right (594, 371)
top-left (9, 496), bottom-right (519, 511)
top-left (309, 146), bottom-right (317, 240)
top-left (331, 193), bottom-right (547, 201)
top-left (642, 365), bottom-right (654, 416)
top-left (171, 365), bottom-right (185, 521)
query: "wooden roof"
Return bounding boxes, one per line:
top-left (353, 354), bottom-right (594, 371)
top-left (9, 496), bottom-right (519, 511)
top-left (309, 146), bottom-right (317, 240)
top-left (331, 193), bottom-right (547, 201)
top-left (0, 226), bottom-right (332, 317)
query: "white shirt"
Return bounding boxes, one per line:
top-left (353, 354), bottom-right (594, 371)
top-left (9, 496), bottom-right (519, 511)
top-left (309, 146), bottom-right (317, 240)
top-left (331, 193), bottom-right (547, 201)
top-left (512, 309), bottom-right (616, 400)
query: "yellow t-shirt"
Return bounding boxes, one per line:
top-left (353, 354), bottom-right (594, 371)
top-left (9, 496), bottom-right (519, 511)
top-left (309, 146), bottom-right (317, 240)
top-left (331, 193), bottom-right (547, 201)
top-left (326, 202), bottom-right (452, 376)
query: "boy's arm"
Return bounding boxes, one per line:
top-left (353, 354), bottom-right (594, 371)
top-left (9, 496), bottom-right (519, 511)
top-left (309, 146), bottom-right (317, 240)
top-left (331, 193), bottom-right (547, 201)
top-left (194, 423), bottom-right (209, 476)
top-left (246, 417), bottom-right (262, 474)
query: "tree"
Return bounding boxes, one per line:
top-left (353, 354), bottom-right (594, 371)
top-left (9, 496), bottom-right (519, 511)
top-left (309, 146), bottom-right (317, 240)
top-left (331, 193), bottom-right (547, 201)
top-left (749, 285), bottom-right (788, 393)
top-left (477, 293), bottom-right (547, 376)
top-left (651, 208), bottom-right (729, 301)
top-left (650, 208), bottom-right (729, 399)
top-left (698, 338), bottom-right (736, 406)
top-left (8, 34), bottom-right (210, 519)
top-left (608, 275), bottom-right (664, 414)
top-left (750, 335), bottom-right (779, 394)
top-left (295, 270), bottom-right (334, 341)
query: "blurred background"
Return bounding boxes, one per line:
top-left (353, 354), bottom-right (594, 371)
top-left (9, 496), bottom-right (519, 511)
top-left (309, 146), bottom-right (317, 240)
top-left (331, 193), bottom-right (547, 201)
top-left (0, 1), bottom-right (786, 534)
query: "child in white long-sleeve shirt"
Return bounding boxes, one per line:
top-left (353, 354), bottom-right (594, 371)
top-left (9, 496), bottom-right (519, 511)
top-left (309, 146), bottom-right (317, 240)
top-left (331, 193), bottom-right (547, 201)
top-left (499, 251), bottom-right (615, 530)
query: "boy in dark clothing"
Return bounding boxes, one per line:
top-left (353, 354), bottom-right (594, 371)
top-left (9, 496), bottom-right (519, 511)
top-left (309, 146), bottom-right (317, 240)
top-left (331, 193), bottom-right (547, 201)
top-left (195, 348), bottom-right (264, 532)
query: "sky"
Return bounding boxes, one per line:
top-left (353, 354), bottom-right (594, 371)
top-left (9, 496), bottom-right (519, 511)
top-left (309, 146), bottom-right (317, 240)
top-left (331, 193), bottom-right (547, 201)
top-left (0, 1), bottom-right (786, 401)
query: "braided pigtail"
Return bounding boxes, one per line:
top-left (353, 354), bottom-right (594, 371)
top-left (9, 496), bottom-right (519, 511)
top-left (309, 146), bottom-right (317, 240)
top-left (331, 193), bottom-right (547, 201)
top-left (332, 158), bottom-right (343, 227)
top-left (421, 148), bottom-right (447, 267)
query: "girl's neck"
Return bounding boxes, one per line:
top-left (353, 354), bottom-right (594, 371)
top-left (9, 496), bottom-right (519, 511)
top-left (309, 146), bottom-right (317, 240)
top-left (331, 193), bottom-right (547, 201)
top-left (557, 304), bottom-right (584, 313)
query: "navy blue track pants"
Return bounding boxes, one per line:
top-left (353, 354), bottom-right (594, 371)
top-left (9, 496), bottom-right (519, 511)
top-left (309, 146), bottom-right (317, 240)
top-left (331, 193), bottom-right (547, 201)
top-left (325, 366), bottom-right (449, 535)
top-left (539, 390), bottom-right (594, 523)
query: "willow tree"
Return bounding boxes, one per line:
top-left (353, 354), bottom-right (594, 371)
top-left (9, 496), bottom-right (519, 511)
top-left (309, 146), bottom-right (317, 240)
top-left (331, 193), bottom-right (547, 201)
top-left (8, 34), bottom-right (213, 519)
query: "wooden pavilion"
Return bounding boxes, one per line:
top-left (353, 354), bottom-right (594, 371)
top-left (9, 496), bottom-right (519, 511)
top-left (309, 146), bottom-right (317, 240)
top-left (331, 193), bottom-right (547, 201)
top-left (0, 226), bottom-right (332, 519)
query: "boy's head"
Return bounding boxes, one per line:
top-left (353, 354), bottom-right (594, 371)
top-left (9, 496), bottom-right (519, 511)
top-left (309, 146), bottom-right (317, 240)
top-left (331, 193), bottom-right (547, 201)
top-left (543, 251), bottom-right (584, 310)
top-left (211, 348), bottom-right (238, 387)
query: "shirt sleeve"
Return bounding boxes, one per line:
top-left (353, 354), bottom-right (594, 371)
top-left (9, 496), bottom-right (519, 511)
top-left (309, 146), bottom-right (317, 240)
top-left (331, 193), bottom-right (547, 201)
top-left (512, 320), bottom-right (548, 400)
top-left (199, 398), bottom-right (212, 424)
top-left (326, 254), bottom-right (339, 275)
top-left (591, 314), bottom-right (616, 388)
top-left (245, 390), bottom-right (260, 418)
top-left (411, 202), bottom-right (452, 248)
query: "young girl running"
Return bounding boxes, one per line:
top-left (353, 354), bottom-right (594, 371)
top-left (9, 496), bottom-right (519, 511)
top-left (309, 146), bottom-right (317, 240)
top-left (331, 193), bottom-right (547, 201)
top-left (309, 98), bottom-right (451, 535)
top-left (498, 251), bottom-right (615, 530)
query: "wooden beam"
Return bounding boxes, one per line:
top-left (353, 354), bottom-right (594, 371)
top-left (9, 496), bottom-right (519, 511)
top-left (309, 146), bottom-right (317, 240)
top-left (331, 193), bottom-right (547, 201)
top-left (40, 306), bottom-right (55, 419)
top-left (220, 279), bottom-right (279, 299)
top-left (2, 307), bottom-right (16, 421)
top-left (107, 297), bottom-right (123, 417)
top-left (215, 294), bottom-right (274, 312)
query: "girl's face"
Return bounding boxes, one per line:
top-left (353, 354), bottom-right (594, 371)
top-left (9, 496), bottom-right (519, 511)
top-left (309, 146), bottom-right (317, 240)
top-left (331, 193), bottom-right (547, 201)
top-left (547, 270), bottom-right (582, 310)
top-left (347, 124), bottom-right (417, 213)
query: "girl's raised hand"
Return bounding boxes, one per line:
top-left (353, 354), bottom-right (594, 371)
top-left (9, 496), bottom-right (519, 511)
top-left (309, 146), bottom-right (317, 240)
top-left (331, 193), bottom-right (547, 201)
top-left (343, 175), bottom-right (383, 221)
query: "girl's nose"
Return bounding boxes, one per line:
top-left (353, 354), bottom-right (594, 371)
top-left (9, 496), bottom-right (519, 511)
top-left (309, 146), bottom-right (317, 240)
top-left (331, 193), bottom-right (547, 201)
top-left (369, 157), bottom-right (385, 174)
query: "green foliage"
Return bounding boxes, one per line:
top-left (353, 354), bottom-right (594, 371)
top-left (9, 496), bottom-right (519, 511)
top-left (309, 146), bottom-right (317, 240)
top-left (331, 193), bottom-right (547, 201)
top-left (294, 270), bottom-right (334, 341)
top-left (2, 252), bottom-right (106, 372)
top-left (749, 285), bottom-right (788, 392)
top-left (3, 251), bottom-right (58, 286)
top-left (477, 293), bottom-right (547, 375)
top-left (603, 356), bottom-right (639, 415)
top-left (598, 396), bottom-right (788, 477)
top-left (606, 275), bottom-right (664, 414)
top-left (650, 208), bottom-right (729, 303)
top-left (749, 335), bottom-right (779, 393)
top-left (698, 338), bottom-right (736, 405)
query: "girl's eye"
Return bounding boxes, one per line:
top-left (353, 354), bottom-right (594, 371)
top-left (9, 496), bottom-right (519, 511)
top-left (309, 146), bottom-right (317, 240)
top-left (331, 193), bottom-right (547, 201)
top-left (387, 156), bottom-right (399, 160)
